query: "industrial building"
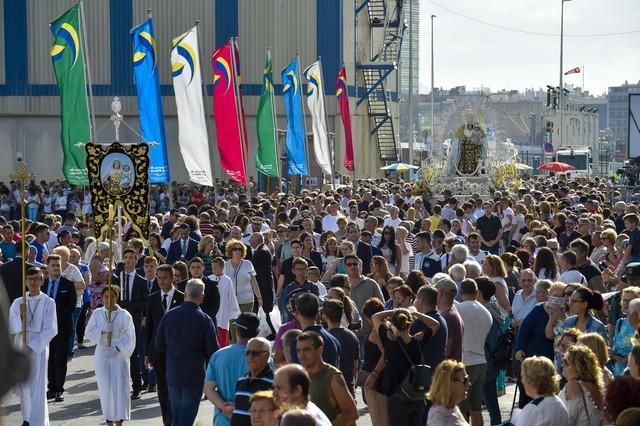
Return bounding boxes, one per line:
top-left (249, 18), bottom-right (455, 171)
top-left (0, 0), bottom-right (407, 184)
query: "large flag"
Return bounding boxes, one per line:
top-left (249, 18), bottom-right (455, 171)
top-left (255, 49), bottom-right (280, 178)
top-left (49, 4), bottom-right (90, 185)
top-left (303, 60), bottom-right (332, 176)
top-left (131, 17), bottom-right (170, 184)
top-left (281, 57), bottom-right (308, 175)
top-left (170, 26), bottom-right (213, 186)
top-left (337, 67), bottom-right (355, 171)
top-left (212, 39), bottom-right (248, 185)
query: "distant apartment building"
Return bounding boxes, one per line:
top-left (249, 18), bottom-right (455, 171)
top-left (608, 81), bottom-right (640, 158)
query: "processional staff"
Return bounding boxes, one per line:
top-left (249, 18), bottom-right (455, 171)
top-left (106, 204), bottom-right (115, 346)
top-left (10, 160), bottom-right (35, 350)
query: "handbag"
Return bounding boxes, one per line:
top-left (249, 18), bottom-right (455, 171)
top-left (396, 338), bottom-right (432, 402)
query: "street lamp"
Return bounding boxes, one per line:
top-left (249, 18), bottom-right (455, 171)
top-left (559, 0), bottom-right (573, 148)
top-left (430, 14), bottom-right (436, 161)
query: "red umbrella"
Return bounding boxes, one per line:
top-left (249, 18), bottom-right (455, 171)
top-left (537, 162), bottom-right (575, 172)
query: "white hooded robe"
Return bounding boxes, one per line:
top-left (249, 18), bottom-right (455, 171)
top-left (85, 305), bottom-right (136, 421)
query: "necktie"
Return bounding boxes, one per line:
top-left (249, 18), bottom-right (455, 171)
top-left (182, 240), bottom-right (187, 257)
top-left (162, 293), bottom-right (168, 312)
top-left (49, 279), bottom-right (58, 298)
top-left (125, 274), bottom-right (131, 302)
top-left (148, 280), bottom-right (153, 292)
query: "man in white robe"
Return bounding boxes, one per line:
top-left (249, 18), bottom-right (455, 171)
top-left (86, 285), bottom-right (136, 425)
top-left (9, 266), bottom-right (58, 426)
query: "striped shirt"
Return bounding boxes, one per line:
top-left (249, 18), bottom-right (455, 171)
top-left (230, 366), bottom-right (274, 426)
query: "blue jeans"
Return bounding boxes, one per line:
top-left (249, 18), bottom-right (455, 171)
top-left (68, 307), bottom-right (82, 357)
top-left (483, 362), bottom-right (501, 426)
top-left (27, 206), bottom-right (38, 222)
top-left (168, 385), bottom-right (201, 426)
top-left (484, 245), bottom-right (501, 255)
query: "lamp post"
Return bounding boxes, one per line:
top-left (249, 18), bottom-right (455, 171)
top-left (430, 14), bottom-right (436, 161)
top-left (559, 0), bottom-right (572, 148)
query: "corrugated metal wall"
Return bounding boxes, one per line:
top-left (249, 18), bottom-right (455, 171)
top-left (0, 0), bottom-right (391, 182)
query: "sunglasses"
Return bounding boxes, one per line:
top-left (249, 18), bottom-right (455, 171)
top-left (245, 350), bottom-right (268, 357)
top-left (346, 262), bottom-right (359, 267)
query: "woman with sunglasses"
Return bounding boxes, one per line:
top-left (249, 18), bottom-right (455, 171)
top-left (514, 356), bottom-right (568, 426)
top-left (378, 225), bottom-right (401, 275)
top-left (557, 287), bottom-right (608, 344)
top-left (559, 344), bottom-right (605, 426)
top-left (426, 359), bottom-right (470, 426)
top-left (321, 241), bottom-right (354, 282)
top-left (223, 239), bottom-right (262, 341)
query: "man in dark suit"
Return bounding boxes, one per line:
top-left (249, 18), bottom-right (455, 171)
top-left (114, 248), bottom-right (149, 399)
top-left (166, 223), bottom-right (198, 264)
top-left (346, 223), bottom-right (373, 274)
top-left (176, 258), bottom-right (219, 326)
top-left (43, 254), bottom-right (77, 402)
top-left (249, 232), bottom-right (277, 337)
top-left (144, 264), bottom-right (184, 426)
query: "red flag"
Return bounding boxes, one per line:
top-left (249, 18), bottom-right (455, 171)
top-left (212, 39), bottom-right (247, 185)
top-left (336, 67), bottom-right (355, 172)
top-left (564, 67), bottom-right (581, 75)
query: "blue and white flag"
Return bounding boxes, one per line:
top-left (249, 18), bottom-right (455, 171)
top-left (131, 18), bottom-right (170, 183)
top-left (281, 57), bottom-right (308, 175)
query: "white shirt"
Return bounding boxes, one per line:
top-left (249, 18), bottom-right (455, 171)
top-left (383, 216), bottom-right (402, 230)
top-left (559, 270), bottom-right (587, 286)
top-left (456, 300), bottom-right (493, 366)
top-left (347, 216), bottom-right (365, 230)
top-left (306, 401), bottom-right (332, 426)
top-left (513, 395), bottom-right (569, 426)
top-left (512, 289), bottom-right (538, 322)
top-left (322, 214), bottom-right (340, 232)
top-left (122, 270), bottom-right (137, 301)
top-left (469, 250), bottom-right (487, 265)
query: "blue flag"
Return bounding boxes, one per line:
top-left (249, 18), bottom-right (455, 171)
top-left (131, 18), bottom-right (170, 183)
top-left (281, 57), bottom-right (308, 175)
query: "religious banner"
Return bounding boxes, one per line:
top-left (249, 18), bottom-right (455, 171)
top-left (85, 142), bottom-right (150, 241)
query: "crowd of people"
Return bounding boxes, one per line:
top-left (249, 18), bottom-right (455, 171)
top-left (5, 174), bottom-right (640, 426)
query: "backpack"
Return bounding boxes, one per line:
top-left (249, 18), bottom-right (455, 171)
top-left (491, 328), bottom-right (514, 370)
top-left (396, 338), bottom-right (432, 401)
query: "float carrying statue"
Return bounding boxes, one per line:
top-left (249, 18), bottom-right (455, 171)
top-left (449, 111), bottom-right (488, 176)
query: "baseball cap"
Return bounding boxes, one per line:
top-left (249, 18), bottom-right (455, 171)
top-left (235, 313), bottom-right (260, 337)
top-left (623, 262), bottom-right (640, 280)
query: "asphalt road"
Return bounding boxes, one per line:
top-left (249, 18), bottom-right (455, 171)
top-left (1, 342), bottom-right (517, 425)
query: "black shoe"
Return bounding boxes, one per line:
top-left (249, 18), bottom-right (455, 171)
top-left (131, 391), bottom-right (141, 400)
top-left (47, 390), bottom-right (55, 400)
top-left (147, 385), bottom-right (156, 393)
top-left (55, 392), bottom-right (64, 402)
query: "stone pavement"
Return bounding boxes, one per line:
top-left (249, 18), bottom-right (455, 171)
top-left (1, 342), bottom-right (517, 425)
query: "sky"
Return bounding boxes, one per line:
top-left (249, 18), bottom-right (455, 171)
top-left (417, 0), bottom-right (640, 96)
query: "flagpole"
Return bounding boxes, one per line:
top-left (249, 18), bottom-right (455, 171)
top-left (296, 53), bottom-right (309, 193)
top-left (582, 65), bottom-right (585, 92)
top-left (317, 57), bottom-right (335, 190)
top-left (267, 47), bottom-right (281, 182)
top-left (231, 37), bottom-right (250, 196)
top-left (78, 0), bottom-right (97, 140)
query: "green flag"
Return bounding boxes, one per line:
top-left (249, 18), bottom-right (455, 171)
top-left (255, 49), bottom-right (280, 178)
top-left (50, 4), bottom-right (90, 185)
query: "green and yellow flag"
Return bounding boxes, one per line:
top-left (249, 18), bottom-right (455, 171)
top-left (50, 4), bottom-right (90, 185)
top-left (255, 48), bottom-right (280, 178)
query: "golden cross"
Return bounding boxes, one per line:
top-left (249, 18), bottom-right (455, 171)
top-left (9, 160), bottom-right (35, 183)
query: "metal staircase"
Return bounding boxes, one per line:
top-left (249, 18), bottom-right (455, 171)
top-left (356, 0), bottom-right (406, 164)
